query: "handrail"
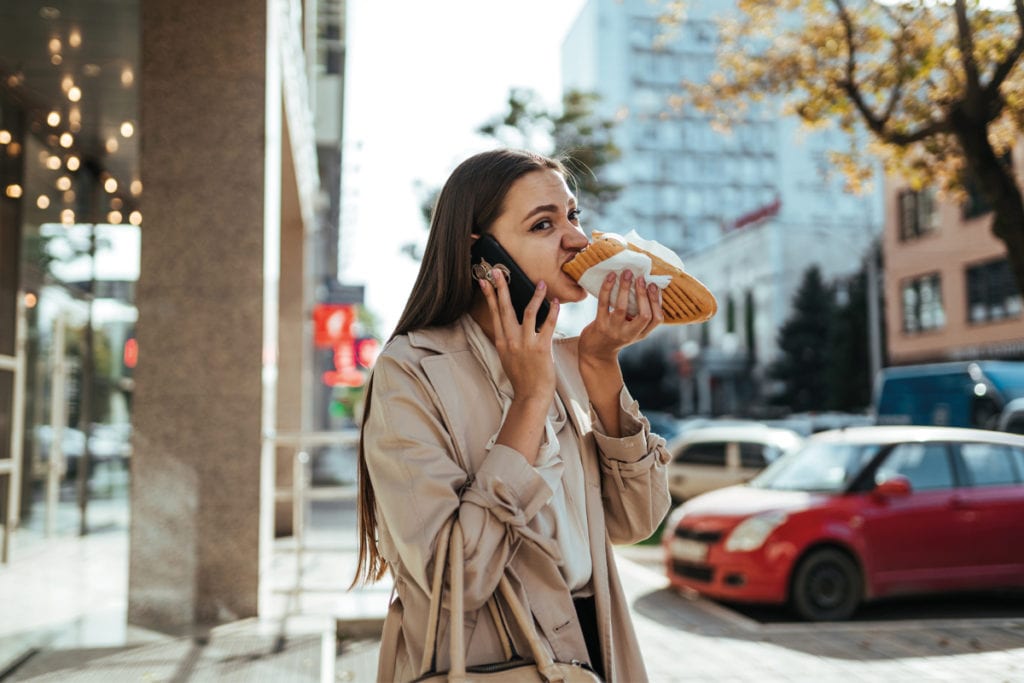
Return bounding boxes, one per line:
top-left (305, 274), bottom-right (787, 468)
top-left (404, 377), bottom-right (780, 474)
top-left (263, 427), bottom-right (360, 621)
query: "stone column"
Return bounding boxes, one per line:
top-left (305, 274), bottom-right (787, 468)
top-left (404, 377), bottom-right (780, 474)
top-left (129, 0), bottom-right (273, 631)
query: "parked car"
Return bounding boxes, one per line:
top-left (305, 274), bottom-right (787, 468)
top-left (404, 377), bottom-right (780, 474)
top-left (874, 360), bottom-right (1024, 430)
top-left (665, 424), bottom-right (804, 502)
top-left (664, 425), bottom-right (1024, 621)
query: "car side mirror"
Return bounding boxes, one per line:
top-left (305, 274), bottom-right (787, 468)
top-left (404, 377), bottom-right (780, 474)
top-left (873, 475), bottom-right (912, 499)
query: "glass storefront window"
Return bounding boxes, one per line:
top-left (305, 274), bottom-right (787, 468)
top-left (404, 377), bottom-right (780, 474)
top-left (1, 1), bottom-right (140, 538)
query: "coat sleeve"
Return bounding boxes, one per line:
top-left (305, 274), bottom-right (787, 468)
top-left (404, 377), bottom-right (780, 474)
top-left (591, 386), bottom-right (672, 545)
top-left (363, 352), bottom-right (557, 610)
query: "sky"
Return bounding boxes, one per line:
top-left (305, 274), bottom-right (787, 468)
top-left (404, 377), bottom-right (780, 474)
top-left (339, 0), bottom-right (588, 338)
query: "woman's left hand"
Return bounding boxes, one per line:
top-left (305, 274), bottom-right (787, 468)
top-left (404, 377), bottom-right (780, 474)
top-left (579, 270), bottom-right (663, 363)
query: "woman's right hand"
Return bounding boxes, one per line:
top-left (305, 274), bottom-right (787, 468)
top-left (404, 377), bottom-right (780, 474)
top-left (478, 270), bottom-right (559, 464)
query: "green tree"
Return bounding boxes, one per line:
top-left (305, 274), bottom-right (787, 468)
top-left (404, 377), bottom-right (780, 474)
top-left (477, 88), bottom-right (623, 217)
top-left (666, 0), bottom-right (1024, 297)
top-left (768, 266), bottom-right (834, 412)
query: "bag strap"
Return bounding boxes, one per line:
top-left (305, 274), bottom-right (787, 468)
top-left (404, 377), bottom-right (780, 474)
top-left (420, 519), bottom-right (567, 683)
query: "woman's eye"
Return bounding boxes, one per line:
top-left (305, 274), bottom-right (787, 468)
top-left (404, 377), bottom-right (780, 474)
top-left (530, 219), bottom-right (553, 232)
top-left (569, 208), bottom-right (583, 222)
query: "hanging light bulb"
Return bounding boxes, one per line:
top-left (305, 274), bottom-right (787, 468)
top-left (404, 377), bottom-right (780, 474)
top-left (120, 121), bottom-right (134, 138)
top-left (61, 209), bottom-right (75, 225)
top-left (128, 210), bottom-right (142, 225)
top-left (66, 155), bottom-right (80, 171)
top-left (56, 176), bottom-right (71, 191)
top-left (37, 195), bottom-right (51, 209)
top-left (5, 184), bottom-right (23, 198)
top-left (0, 130), bottom-right (12, 144)
top-left (46, 155), bottom-right (62, 170)
top-left (47, 110), bottom-right (61, 126)
top-left (68, 86), bottom-right (82, 102)
top-left (59, 132), bottom-right (73, 148)
top-left (107, 210), bottom-right (123, 224)
top-left (104, 177), bottom-right (118, 193)
top-left (68, 27), bottom-right (82, 48)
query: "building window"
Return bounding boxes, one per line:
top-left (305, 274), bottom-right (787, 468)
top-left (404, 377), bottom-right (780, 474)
top-left (902, 273), bottom-right (945, 333)
top-left (898, 189), bottom-right (938, 240)
top-left (966, 258), bottom-right (1022, 324)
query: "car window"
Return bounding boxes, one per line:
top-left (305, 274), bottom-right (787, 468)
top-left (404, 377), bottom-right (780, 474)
top-left (738, 442), bottom-right (768, 468)
top-left (1012, 447), bottom-right (1024, 482)
top-left (751, 443), bottom-right (880, 492)
top-left (875, 443), bottom-right (953, 490)
top-left (959, 443), bottom-right (1019, 486)
top-left (675, 442), bottom-right (727, 466)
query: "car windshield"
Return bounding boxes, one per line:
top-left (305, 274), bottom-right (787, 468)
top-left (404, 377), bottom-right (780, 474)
top-left (748, 441), bottom-right (882, 492)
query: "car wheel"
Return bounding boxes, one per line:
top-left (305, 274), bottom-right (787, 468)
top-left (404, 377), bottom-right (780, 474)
top-left (790, 548), bottom-right (861, 621)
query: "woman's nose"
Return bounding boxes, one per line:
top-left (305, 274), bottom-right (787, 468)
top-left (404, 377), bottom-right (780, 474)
top-left (564, 225), bottom-right (589, 250)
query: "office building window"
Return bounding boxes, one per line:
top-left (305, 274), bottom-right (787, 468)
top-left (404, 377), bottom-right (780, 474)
top-left (898, 189), bottom-right (938, 240)
top-left (967, 258), bottom-right (1022, 323)
top-left (902, 273), bottom-right (945, 333)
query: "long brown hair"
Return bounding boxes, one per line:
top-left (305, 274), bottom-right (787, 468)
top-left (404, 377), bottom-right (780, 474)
top-left (351, 149), bottom-right (570, 586)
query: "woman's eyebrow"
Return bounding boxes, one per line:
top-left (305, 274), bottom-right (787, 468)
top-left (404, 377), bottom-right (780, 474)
top-left (521, 204), bottom-right (558, 222)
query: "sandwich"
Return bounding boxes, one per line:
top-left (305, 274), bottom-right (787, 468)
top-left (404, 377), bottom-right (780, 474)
top-left (562, 230), bottom-right (717, 324)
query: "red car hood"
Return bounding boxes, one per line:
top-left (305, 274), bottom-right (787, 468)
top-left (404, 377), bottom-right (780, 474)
top-left (680, 485), bottom-right (826, 518)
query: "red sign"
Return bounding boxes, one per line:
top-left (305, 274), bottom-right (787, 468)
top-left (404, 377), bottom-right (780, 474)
top-left (313, 304), bottom-right (356, 348)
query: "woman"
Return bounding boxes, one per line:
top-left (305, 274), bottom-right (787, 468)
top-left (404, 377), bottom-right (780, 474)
top-left (354, 148), bottom-right (671, 682)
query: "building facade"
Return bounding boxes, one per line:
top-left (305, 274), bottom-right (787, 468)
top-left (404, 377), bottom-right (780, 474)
top-left (0, 0), bottom-right (348, 632)
top-left (884, 178), bottom-right (1024, 365)
top-left (562, 0), bottom-right (883, 414)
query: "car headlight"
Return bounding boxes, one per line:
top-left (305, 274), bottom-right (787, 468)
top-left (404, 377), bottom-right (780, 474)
top-left (724, 511), bottom-right (788, 552)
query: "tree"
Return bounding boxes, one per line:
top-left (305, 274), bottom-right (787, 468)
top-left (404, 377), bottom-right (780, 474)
top-left (767, 266), bottom-right (834, 412)
top-left (666, 0), bottom-right (1024, 297)
top-left (477, 88), bottom-right (623, 218)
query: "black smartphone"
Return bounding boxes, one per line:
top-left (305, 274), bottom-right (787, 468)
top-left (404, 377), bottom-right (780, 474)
top-left (470, 234), bottom-right (550, 329)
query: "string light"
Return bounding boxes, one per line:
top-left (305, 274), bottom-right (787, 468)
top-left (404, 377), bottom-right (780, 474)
top-left (105, 137), bottom-right (119, 153)
top-left (61, 209), bottom-right (75, 225)
top-left (59, 132), bottom-right (73, 148)
top-left (66, 155), bottom-right (80, 171)
top-left (120, 121), bottom-right (134, 138)
top-left (46, 155), bottom-right (62, 170)
top-left (24, 292), bottom-right (38, 308)
top-left (36, 195), bottom-right (50, 209)
top-left (121, 67), bottom-right (134, 87)
top-left (56, 176), bottom-right (71, 191)
top-left (104, 177), bottom-right (118, 193)
top-left (5, 184), bottom-right (23, 198)
top-left (0, 130), bottom-right (11, 144)
top-left (68, 86), bottom-right (81, 102)
top-left (130, 179), bottom-right (142, 196)
top-left (107, 210), bottom-right (123, 224)
top-left (68, 27), bottom-right (82, 48)
top-left (62, 189), bottom-right (75, 203)
top-left (47, 111), bottom-right (61, 126)
top-left (128, 210), bottom-right (142, 226)
top-left (110, 197), bottom-right (123, 210)
top-left (48, 37), bottom-right (61, 54)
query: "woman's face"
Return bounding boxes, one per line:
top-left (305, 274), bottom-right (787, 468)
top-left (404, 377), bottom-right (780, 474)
top-left (484, 169), bottom-right (590, 304)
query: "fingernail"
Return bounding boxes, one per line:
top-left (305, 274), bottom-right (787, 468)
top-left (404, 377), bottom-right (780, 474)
top-left (623, 270), bottom-right (633, 281)
top-left (537, 280), bottom-right (546, 290)
top-left (606, 272), bottom-right (616, 283)
top-left (648, 283), bottom-right (657, 295)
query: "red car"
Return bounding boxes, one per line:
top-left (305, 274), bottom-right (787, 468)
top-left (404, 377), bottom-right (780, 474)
top-left (663, 426), bottom-right (1024, 620)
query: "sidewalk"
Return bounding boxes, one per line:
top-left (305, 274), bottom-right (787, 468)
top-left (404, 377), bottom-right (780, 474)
top-left (3, 498), bottom-right (1024, 681)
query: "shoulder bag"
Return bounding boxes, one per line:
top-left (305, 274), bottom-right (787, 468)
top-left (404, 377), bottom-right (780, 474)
top-left (413, 518), bottom-right (602, 683)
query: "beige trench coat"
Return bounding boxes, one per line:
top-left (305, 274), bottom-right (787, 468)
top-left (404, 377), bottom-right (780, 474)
top-left (362, 321), bottom-right (671, 682)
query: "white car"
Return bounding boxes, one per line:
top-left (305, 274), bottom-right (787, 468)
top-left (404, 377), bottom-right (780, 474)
top-left (665, 423), bottom-right (804, 502)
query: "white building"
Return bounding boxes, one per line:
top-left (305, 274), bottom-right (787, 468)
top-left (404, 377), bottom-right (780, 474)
top-left (562, 0), bottom-right (883, 414)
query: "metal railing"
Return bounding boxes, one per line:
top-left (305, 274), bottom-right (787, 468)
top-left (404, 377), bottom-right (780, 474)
top-left (1, 293), bottom-right (28, 564)
top-left (266, 428), bottom-right (360, 617)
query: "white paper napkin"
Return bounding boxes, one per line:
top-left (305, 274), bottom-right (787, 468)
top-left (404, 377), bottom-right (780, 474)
top-left (576, 231), bottom-right (683, 315)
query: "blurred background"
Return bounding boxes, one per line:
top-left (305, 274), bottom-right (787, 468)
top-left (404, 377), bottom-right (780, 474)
top-left (1, 0), bottom-right (1024, 650)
